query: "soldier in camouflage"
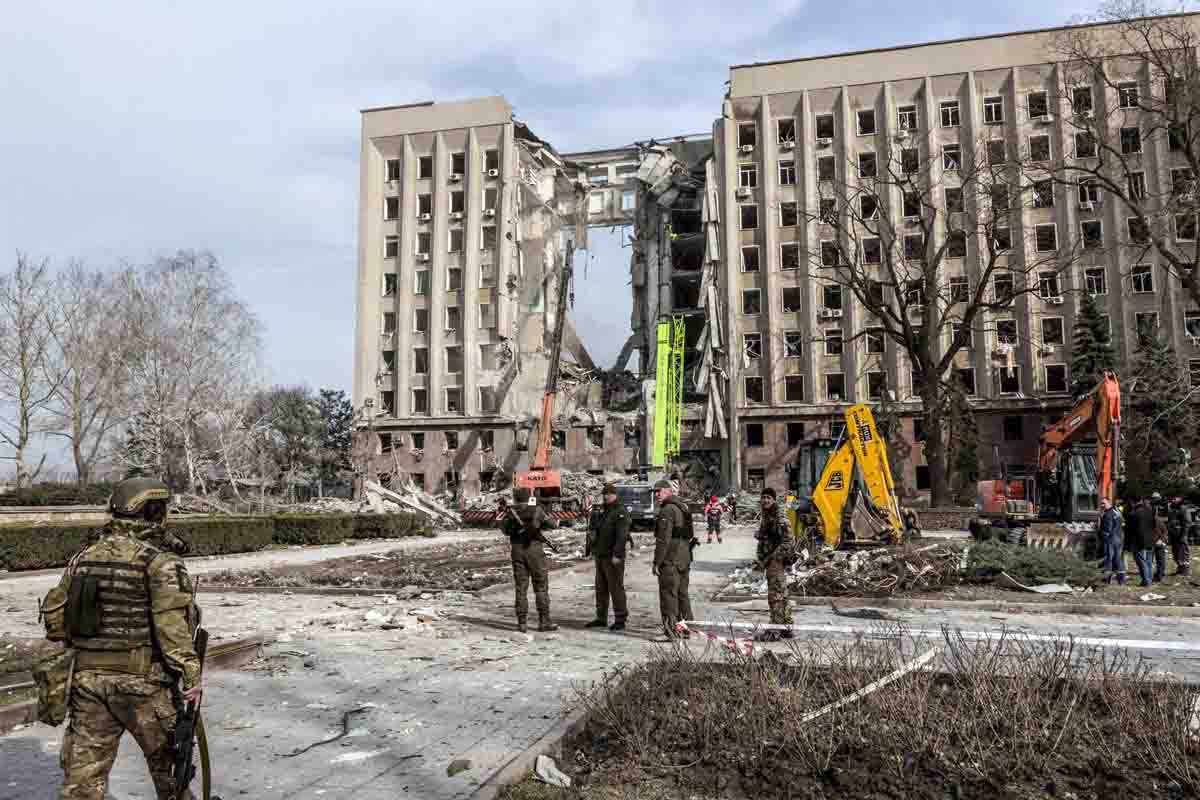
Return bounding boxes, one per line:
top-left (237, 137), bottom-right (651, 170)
top-left (755, 487), bottom-right (794, 642)
top-left (45, 478), bottom-right (202, 800)
top-left (502, 488), bottom-right (559, 633)
top-left (652, 480), bottom-right (694, 639)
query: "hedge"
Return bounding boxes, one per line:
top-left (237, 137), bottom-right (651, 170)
top-left (0, 512), bottom-right (433, 571)
top-left (0, 482), bottom-right (119, 508)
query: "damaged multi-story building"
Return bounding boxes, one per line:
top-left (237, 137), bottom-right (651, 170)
top-left (355, 17), bottom-right (1200, 499)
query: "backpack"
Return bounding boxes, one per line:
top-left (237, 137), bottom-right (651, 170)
top-left (667, 499), bottom-right (694, 540)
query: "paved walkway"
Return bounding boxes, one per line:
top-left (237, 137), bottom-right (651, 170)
top-left (5, 526), bottom-right (1200, 799)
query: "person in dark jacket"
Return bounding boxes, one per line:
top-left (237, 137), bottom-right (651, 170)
top-left (1099, 497), bottom-right (1126, 584)
top-left (586, 483), bottom-right (632, 631)
top-left (501, 488), bottom-right (559, 632)
top-left (1167, 497), bottom-right (1193, 577)
top-left (1130, 496), bottom-right (1157, 587)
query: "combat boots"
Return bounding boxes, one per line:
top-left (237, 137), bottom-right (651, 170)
top-left (516, 620), bottom-right (527, 633)
top-left (538, 616), bottom-right (558, 632)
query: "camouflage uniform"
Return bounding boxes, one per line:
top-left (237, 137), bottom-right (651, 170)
top-left (653, 496), bottom-right (694, 636)
top-left (51, 516), bottom-right (201, 800)
top-left (502, 497), bottom-right (559, 631)
top-left (757, 504), bottom-right (794, 626)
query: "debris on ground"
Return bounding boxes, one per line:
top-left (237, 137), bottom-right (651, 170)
top-left (535, 754), bottom-right (572, 788)
top-left (1140, 593), bottom-right (1167, 602)
top-left (447, 758), bottom-right (473, 777)
top-left (994, 572), bottom-right (1074, 594)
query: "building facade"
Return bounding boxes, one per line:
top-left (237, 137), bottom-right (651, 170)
top-left (355, 18), bottom-right (1200, 499)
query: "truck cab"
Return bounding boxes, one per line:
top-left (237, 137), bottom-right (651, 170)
top-left (614, 483), bottom-right (657, 528)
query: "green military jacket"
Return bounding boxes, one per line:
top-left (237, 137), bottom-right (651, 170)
top-left (653, 497), bottom-right (693, 570)
top-left (592, 500), bottom-right (632, 559)
top-left (52, 519), bottom-right (201, 688)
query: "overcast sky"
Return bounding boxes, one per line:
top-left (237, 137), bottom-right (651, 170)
top-left (2, 1), bottom-right (1099, 397)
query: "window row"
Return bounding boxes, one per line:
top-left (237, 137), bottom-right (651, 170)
top-left (737, 82), bottom-right (1151, 147)
top-left (383, 188), bottom-right (500, 221)
top-left (383, 226), bottom-right (500, 256)
top-left (378, 304), bottom-right (499, 339)
top-left (384, 150), bottom-right (501, 182)
top-left (377, 429), bottom-right (496, 454)
top-left (377, 385), bottom-right (496, 417)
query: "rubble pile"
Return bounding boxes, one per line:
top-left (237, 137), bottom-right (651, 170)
top-left (724, 542), bottom-right (965, 598)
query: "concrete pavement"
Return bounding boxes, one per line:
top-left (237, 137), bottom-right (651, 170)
top-left (4, 526), bottom-right (1200, 799)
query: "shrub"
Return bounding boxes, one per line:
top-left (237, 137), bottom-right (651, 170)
top-left (0, 524), bottom-right (95, 570)
top-left (0, 482), bottom-right (119, 508)
top-left (272, 515), bottom-right (354, 546)
top-left (965, 542), bottom-right (1101, 586)
top-left (172, 517), bottom-right (275, 556)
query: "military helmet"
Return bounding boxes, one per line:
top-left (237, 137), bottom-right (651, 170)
top-left (108, 477), bottom-right (171, 518)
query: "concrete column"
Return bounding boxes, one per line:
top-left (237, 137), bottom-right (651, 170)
top-left (396, 135), bottom-right (418, 417)
top-left (1143, 60), bottom-right (1184, 355)
top-left (719, 101), bottom-right (743, 488)
top-left (759, 95), bottom-right (780, 403)
top-left (962, 71), bottom-right (989, 397)
top-left (1006, 66), bottom-right (1035, 399)
top-left (880, 82), bottom-right (903, 398)
top-left (353, 129), bottom-right (377, 411)
top-left (430, 133), bottom-right (448, 416)
top-left (464, 129), bottom-right (482, 416)
top-left (497, 124), bottom-right (516, 343)
top-left (798, 90), bottom-right (817, 406)
top-left (837, 86), bottom-right (855, 404)
top-left (1095, 59), bottom-right (1133, 366)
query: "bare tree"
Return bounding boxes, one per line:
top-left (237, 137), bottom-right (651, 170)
top-left (804, 133), bottom-right (1085, 505)
top-left (44, 262), bottom-right (126, 485)
top-left (0, 254), bottom-right (60, 487)
top-left (117, 251), bottom-right (262, 491)
top-left (1049, 4), bottom-right (1200, 305)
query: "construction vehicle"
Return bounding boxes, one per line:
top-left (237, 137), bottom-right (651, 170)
top-left (970, 370), bottom-right (1121, 548)
top-left (793, 404), bottom-right (920, 548)
top-left (511, 243), bottom-right (585, 521)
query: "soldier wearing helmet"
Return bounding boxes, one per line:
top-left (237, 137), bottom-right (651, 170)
top-left (501, 487), bottom-right (559, 633)
top-left (41, 477), bottom-right (203, 800)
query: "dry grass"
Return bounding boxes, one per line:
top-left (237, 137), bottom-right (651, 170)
top-left (528, 629), bottom-right (1200, 799)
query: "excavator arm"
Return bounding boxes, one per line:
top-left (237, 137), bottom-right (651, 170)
top-left (1037, 370), bottom-right (1121, 508)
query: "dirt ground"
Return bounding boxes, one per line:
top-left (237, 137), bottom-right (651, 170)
top-left (204, 527), bottom-right (603, 592)
top-left (909, 573), bottom-right (1200, 607)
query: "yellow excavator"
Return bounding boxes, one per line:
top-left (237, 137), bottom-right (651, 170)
top-left (791, 404), bottom-right (920, 548)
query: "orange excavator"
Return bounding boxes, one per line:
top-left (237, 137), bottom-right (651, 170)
top-left (972, 371), bottom-right (1121, 546)
top-left (512, 244), bottom-right (573, 507)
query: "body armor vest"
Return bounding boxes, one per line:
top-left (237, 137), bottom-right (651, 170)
top-left (67, 542), bottom-right (159, 654)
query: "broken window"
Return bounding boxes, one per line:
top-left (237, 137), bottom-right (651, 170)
top-left (1118, 82), bottom-right (1139, 109)
top-left (479, 387), bottom-right (498, 414)
top-left (446, 306), bottom-right (461, 331)
top-left (1127, 217), bottom-right (1149, 244)
top-left (945, 187), bottom-right (964, 214)
top-left (1034, 180), bottom-right (1054, 208)
top-left (905, 280), bottom-right (925, 306)
top-left (479, 303), bottom-right (497, 329)
top-left (820, 240), bottom-right (839, 267)
top-left (446, 267), bottom-right (463, 291)
top-left (382, 312), bottom-right (396, 334)
top-left (385, 158), bottom-right (401, 181)
top-left (953, 322), bottom-right (972, 348)
top-left (825, 373), bottom-right (846, 401)
top-left (385, 236), bottom-right (399, 259)
top-left (867, 371), bottom-right (886, 400)
top-left (984, 95), bottom-right (1004, 124)
top-left (862, 237), bottom-right (882, 265)
top-left (586, 427), bottom-right (605, 449)
top-left (483, 187), bottom-right (499, 212)
top-left (777, 118), bottom-right (796, 143)
top-left (784, 375), bottom-right (804, 402)
top-left (1173, 167), bottom-right (1195, 198)
top-left (898, 105), bottom-right (918, 131)
top-left (823, 284), bottom-right (842, 310)
top-left (994, 273), bottom-right (1014, 304)
top-left (739, 163), bottom-right (757, 188)
top-left (1178, 214), bottom-right (1198, 241)
top-left (903, 233), bottom-right (924, 261)
top-left (745, 377), bottom-right (765, 404)
top-left (742, 289), bottom-right (761, 315)
top-left (949, 276), bottom-right (969, 303)
top-left (384, 196), bottom-right (399, 220)
top-left (997, 319), bottom-right (1018, 345)
top-left (449, 191), bottom-right (465, 215)
top-left (779, 160), bottom-right (796, 185)
top-left (993, 227), bottom-right (1012, 253)
top-left (947, 231), bottom-right (967, 258)
top-left (958, 368), bottom-right (977, 396)
top-left (903, 191), bottom-right (921, 218)
top-left (624, 426), bottom-right (641, 448)
top-left (819, 198), bottom-right (837, 223)
top-left (449, 229), bottom-right (464, 252)
top-left (446, 346), bottom-right (463, 373)
top-left (417, 194), bottom-right (432, 218)
top-left (942, 143), bottom-right (961, 171)
top-left (418, 155), bottom-right (434, 179)
top-left (1132, 264), bottom-right (1155, 293)
top-left (746, 468), bottom-right (766, 491)
top-left (379, 432), bottom-right (393, 453)
top-left (782, 286), bottom-right (802, 312)
top-left (746, 422), bottom-right (765, 446)
top-left (380, 391), bottom-right (395, 415)
top-left (901, 147), bottom-right (919, 175)
top-left (445, 389), bottom-right (462, 415)
top-left (781, 243), bottom-right (800, 271)
top-left (1171, 122), bottom-right (1188, 151)
top-left (1120, 127), bottom-right (1142, 154)
top-left (482, 226), bottom-right (498, 250)
top-left (824, 329), bottom-right (844, 356)
top-left (414, 308), bottom-right (429, 332)
top-left (857, 109), bottom-right (876, 136)
top-left (866, 332), bottom-right (884, 353)
top-left (743, 333), bottom-right (763, 360)
top-left (485, 149), bottom-right (500, 173)
top-left (987, 139), bottom-right (1007, 165)
top-left (1085, 267), bottom-right (1107, 295)
top-left (1082, 220), bottom-right (1103, 249)
top-left (941, 101), bottom-right (960, 127)
top-left (383, 273), bottom-right (397, 296)
top-left (1042, 317), bottom-right (1065, 345)
top-left (1136, 311), bottom-right (1159, 337)
top-left (780, 202), bottom-right (799, 227)
top-left (417, 231), bottom-right (432, 255)
top-left (450, 152), bottom-right (466, 176)
top-left (868, 281), bottom-right (884, 309)
top-left (1038, 271), bottom-right (1061, 299)
top-left (415, 270), bottom-right (430, 295)
top-left (444, 430), bottom-right (460, 450)
top-left (1075, 132), bottom-right (1097, 158)
top-left (381, 349), bottom-right (395, 372)
top-left (860, 194), bottom-right (879, 219)
top-left (1027, 91), bottom-right (1049, 119)
top-left (740, 205), bottom-right (758, 229)
top-left (999, 368), bottom-right (1021, 395)
top-left (413, 348), bottom-right (429, 374)
top-left (738, 123), bottom-right (757, 148)
top-left (1072, 87), bottom-right (1093, 114)
top-left (742, 246), bottom-right (760, 272)
top-left (815, 114), bottom-right (835, 140)
top-left (817, 156), bottom-right (835, 182)
top-left (412, 390), bottom-right (428, 415)
top-left (1045, 365), bottom-right (1068, 394)
top-left (1128, 172), bottom-right (1146, 200)
top-left (785, 331), bottom-right (803, 357)
top-left (858, 152), bottom-right (877, 178)
top-left (786, 422), bottom-right (806, 446)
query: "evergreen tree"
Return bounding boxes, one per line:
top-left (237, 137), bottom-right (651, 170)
top-left (944, 373), bottom-right (980, 505)
top-left (316, 388), bottom-right (355, 493)
top-left (1123, 330), bottom-right (1198, 494)
top-left (1069, 292), bottom-right (1115, 398)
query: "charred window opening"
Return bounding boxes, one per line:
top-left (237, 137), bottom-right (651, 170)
top-left (672, 282), bottom-right (700, 309)
top-left (551, 430), bottom-right (566, 450)
top-left (445, 389), bottom-right (462, 415)
top-left (412, 389), bottom-right (428, 415)
top-left (786, 422), bottom-right (805, 446)
top-left (479, 386), bottom-right (498, 413)
top-left (784, 376), bottom-right (804, 402)
top-left (746, 423), bottom-right (765, 447)
top-left (588, 427), bottom-right (605, 449)
top-left (746, 468), bottom-right (766, 491)
top-left (624, 426), bottom-right (641, 448)
top-left (380, 391), bottom-right (395, 415)
top-left (744, 333), bottom-right (763, 360)
top-left (782, 287), bottom-right (802, 313)
top-left (379, 433), bottom-right (393, 454)
top-left (745, 377), bottom-right (764, 404)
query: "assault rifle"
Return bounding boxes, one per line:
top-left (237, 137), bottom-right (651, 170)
top-left (171, 627), bottom-right (211, 800)
top-left (502, 505), bottom-right (560, 553)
